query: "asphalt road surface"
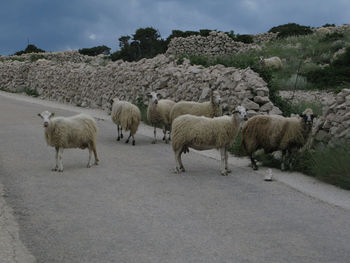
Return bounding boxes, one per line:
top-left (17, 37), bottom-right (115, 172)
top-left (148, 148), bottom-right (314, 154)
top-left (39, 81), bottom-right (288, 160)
top-left (0, 94), bottom-right (350, 263)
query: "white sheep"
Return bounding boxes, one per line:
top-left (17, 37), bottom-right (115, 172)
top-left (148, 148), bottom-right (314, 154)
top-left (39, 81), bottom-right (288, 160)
top-left (111, 98), bottom-right (141, 146)
top-left (169, 89), bottom-right (222, 124)
top-left (38, 111), bottom-right (99, 172)
top-left (147, 92), bottom-right (175, 144)
top-left (171, 106), bottom-right (247, 176)
top-left (241, 108), bottom-right (315, 170)
top-left (259, 56), bottom-right (283, 69)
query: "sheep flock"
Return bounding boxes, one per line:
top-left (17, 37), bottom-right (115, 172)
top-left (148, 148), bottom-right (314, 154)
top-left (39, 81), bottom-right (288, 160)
top-left (37, 90), bottom-right (315, 177)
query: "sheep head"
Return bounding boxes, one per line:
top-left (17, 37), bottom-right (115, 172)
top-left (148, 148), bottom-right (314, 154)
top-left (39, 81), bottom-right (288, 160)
top-left (210, 90), bottom-right (222, 106)
top-left (38, 111), bottom-right (55, 127)
top-left (299, 108), bottom-right (315, 127)
top-left (232, 106), bottom-right (248, 121)
top-left (147, 91), bottom-right (162, 105)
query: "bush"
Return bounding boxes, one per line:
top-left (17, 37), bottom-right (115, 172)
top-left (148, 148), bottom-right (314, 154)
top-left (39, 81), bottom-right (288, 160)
top-left (269, 23), bottom-right (313, 39)
top-left (295, 143), bottom-right (350, 190)
top-left (234, 34), bottom-right (254, 44)
top-left (14, 44), bottom-right (45, 55)
top-left (320, 32), bottom-right (345, 42)
top-left (135, 96), bottom-right (149, 124)
top-left (304, 47), bottom-right (350, 90)
top-left (79, 45), bottom-right (111, 56)
top-left (24, 87), bottom-right (39, 97)
top-left (229, 129), bottom-right (245, 156)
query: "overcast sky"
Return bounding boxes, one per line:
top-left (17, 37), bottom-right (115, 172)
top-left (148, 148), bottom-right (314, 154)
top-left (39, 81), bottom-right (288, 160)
top-left (1, 0), bottom-right (349, 55)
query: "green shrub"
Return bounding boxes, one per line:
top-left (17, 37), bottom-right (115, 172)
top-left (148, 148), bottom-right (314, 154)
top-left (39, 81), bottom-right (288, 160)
top-left (320, 32), bottom-right (345, 42)
top-left (268, 23), bottom-right (313, 39)
top-left (135, 96), bottom-right (149, 124)
top-left (79, 45), bottom-right (111, 56)
top-left (14, 44), bottom-right (45, 55)
top-left (229, 129), bottom-right (245, 156)
top-left (234, 34), bottom-right (254, 44)
top-left (30, 54), bottom-right (46, 62)
top-left (24, 87), bottom-right (39, 97)
top-left (304, 46), bottom-right (350, 90)
top-left (295, 143), bottom-right (350, 189)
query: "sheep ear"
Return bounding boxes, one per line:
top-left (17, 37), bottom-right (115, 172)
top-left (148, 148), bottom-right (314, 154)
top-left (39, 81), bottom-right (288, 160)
top-left (156, 93), bottom-right (162, 99)
top-left (37, 113), bottom-right (42, 118)
top-left (50, 112), bottom-right (55, 118)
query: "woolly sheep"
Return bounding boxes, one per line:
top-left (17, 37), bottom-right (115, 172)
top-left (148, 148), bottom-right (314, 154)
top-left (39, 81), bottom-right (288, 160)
top-left (241, 108), bottom-right (315, 171)
top-left (146, 91), bottom-right (175, 144)
top-left (259, 56), bottom-right (283, 69)
top-left (171, 106), bottom-right (247, 176)
top-left (111, 98), bottom-right (141, 146)
top-left (169, 89), bottom-right (222, 124)
top-left (38, 111), bottom-right (99, 172)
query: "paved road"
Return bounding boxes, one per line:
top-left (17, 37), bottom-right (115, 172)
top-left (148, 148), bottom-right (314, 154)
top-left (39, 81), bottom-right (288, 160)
top-left (0, 94), bottom-right (350, 263)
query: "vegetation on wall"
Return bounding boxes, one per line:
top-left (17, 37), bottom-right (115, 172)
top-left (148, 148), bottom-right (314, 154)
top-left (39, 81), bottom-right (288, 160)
top-left (79, 45), bottom-right (111, 56)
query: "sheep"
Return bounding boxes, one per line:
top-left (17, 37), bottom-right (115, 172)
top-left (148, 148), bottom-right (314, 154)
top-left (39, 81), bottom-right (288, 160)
top-left (146, 91), bottom-right (175, 144)
top-left (111, 98), bottom-right (141, 146)
top-left (259, 56), bottom-right (283, 69)
top-left (171, 106), bottom-right (247, 176)
top-left (37, 111), bottom-right (99, 172)
top-left (241, 108), bottom-right (315, 171)
top-left (169, 89), bottom-right (222, 124)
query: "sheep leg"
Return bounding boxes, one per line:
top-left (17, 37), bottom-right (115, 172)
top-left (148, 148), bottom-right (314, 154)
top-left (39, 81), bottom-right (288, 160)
top-left (281, 150), bottom-right (287, 171)
top-left (52, 146), bottom-right (59, 171)
top-left (225, 146), bottom-right (231, 173)
top-left (152, 126), bottom-right (157, 144)
top-left (126, 132), bottom-right (136, 146)
top-left (174, 148), bottom-right (185, 173)
top-left (120, 126), bottom-right (123, 139)
top-left (250, 154), bottom-right (258, 170)
top-left (58, 147), bottom-right (64, 172)
top-left (117, 125), bottom-right (121, 141)
top-left (220, 148), bottom-right (228, 176)
top-left (87, 148), bottom-right (92, 168)
top-left (163, 127), bottom-right (170, 144)
top-left (93, 147), bottom-right (99, 165)
top-left (162, 126), bottom-right (166, 142)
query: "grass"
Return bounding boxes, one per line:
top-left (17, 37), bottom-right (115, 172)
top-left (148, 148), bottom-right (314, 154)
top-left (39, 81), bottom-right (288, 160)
top-left (305, 143), bottom-right (350, 189)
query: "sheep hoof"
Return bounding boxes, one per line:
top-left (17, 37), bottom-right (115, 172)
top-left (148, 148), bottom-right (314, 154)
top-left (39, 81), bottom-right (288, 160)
top-left (95, 161), bottom-right (99, 166)
top-left (120, 134), bottom-right (123, 139)
top-left (87, 163), bottom-right (91, 168)
top-left (221, 171), bottom-right (228, 176)
top-left (117, 137), bottom-right (120, 141)
top-left (58, 169), bottom-right (63, 172)
top-left (226, 169), bottom-right (232, 173)
top-left (132, 141), bottom-right (135, 146)
top-left (162, 137), bottom-right (165, 141)
top-left (152, 140), bottom-right (156, 144)
top-left (125, 140), bottom-right (129, 144)
top-left (253, 166), bottom-right (258, 170)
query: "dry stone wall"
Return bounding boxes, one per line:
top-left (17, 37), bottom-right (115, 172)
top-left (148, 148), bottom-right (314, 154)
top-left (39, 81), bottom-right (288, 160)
top-left (312, 88), bottom-right (350, 146)
top-left (166, 31), bottom-right (261, 57)
top-left (0, 53), bottom-right (279, 117)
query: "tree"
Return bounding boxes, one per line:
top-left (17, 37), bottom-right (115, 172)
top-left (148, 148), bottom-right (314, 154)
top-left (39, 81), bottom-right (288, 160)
top-left (111, 27), bottom-right (166, 62)
top-left (14, 44), bottom-right (45, 55)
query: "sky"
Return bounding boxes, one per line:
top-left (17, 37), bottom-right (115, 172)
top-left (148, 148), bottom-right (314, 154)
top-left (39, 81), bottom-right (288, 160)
top-left (1, 0), bottom-right (349, 55)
